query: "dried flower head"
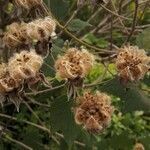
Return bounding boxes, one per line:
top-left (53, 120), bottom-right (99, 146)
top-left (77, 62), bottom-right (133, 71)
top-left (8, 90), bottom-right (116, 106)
top-left (3, 17), bottom-right (56, 48)
top-left (133, 143), bottom-right (145, 150)
top-left (27, 17), bottom-right (56, 41)
top-left (14, 0), bottom-right (42, 9)
top-left (116, 46), bottom-right (150, 83)
top-left (3, 22), bottom-right (28, 48)
top-left (74, 91), bottom-right (114, 134)
top-left (0, 64), bottom-right (19, 93)
top-left (8, 50), bottom-right (43, 82)
top-left (0, 63), bottom-right (7, 79)
top-left (55, 48), bottom-right (94, 80)
top-left (0, 73), bottom-right (19, 93)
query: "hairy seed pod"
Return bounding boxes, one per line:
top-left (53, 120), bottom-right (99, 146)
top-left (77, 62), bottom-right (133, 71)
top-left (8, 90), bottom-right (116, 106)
top-left (0, 63), bottom-right (7, 79)
top-left (3, 22), bottom-right (28, 48)
top-left (133, 143), bottom-right (145, 150)
top-left (27, 17), bottom-right (56, 41)
top-left (14, 0), bottom-right (43, 9)
top-left (74, 91), bottom-right (114, 134)
top-left (55, 48), bottom-right (94, 80)
top-left (0, 63), bottom-right (20, 93)
top-left (3, 17), bottom-right (56, 48)
top-left (116, 45), bottom-right (150, 83)
top-left (8, 50), bottom-right (43, 82)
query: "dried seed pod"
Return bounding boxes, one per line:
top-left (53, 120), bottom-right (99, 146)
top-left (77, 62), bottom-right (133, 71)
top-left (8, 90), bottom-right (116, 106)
top-left (74, 91), bottom-right (114, 134)
top-left (3, 22), bottom-right (28, 48)
top-left (133, 143), bottom-right (145, 150)
top-left (0, 63), bottom-right (19, 94)
top-left (3, 17), bottom-right (56, 48)
top-left (27, 17), bottom-right (56, 41)
top-left (0, 63), bottom-right (7, 79)
top-left (14, 0), bottom-right (42, 9)
top-left (116, 45), bottom-right (150, 83)
top-left (0, 74), bottom-right (19, 93)
top-left (55, 48), bottom-right (94, 80)
top-left (8, 50), bottom-right (43, 82)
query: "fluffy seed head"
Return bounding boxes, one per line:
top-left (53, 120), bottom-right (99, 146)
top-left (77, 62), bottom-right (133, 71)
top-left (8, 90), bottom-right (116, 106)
top-left (3, 17), bottom-right (56, 48)
top-left (3, 22), bottom-right (28, 48)
top-left (55, 48), bottom-right (94, 80)
top-left (0, 63), bottom-right (7, 79)
top-left (116, 46), bottom-right (150, 82)
top-left (14, 0), bottom-right (42, 9)
top-left (0, 64), bottom-right (19, 93)
top-left (74, 91), bottom-right (114, 134)
top-left (27, 17), bottom-right (56, 41)
top-left (133, 143), bottom-right (145, 150)
top-left (8, 50), bottom-right (43, 82)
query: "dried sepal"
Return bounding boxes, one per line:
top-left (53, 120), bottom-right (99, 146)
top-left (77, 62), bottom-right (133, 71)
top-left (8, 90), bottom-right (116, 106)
top-left (74, 91), bottom-right (114, 134)
top-left (116, 45), bottom-right (150, 83)
top-left (55, 48), bottom-right (94, 80)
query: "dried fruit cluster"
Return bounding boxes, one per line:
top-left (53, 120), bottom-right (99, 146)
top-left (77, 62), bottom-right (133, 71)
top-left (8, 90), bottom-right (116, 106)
top-left (55, 48), bottom-right (94, 80)
top-left (116, 45), bottom-right (150, 83)
top-left (74, 91), bottom-right (114, 133)
top-left (0, 50), bottom-right (43, 94)
top-left (133, 143), bottom-right (145, 150)
top-left (13, 0), bottom-right (42, 9)
top-left (3, 17), bottom-right (56, 48)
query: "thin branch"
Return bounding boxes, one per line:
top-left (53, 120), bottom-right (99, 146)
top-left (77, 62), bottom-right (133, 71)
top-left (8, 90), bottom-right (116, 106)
top-left (26, 82), bottom-right (66, 96)
top-left (100, 4), bottom-right (132, 21)
top-left (0, 113), bottom-right (85, 147)
top-left (125, 0), bottom-right (139, 43)
top-left (2, 133), bottom-right (33, 150)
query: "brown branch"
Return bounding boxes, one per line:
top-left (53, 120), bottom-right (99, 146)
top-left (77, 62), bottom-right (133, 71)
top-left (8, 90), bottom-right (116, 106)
top-left (26, 82), bottom-right (66, 96)
top-left (125, 0), bottom-right (139, 43)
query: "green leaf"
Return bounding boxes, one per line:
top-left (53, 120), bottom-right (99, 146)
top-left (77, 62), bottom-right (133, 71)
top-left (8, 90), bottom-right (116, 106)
top-left (48, 0), bottom-right (69, 20)
top-left (97, 131), bottom-right (134, 149)
top-left (98, 77), bottom-right (150, 112)
top-left (68, 19), bottom-right (91, 32)
top-left (50, 95), bottom-right (80, 146)
top-left (96, 38), bottom-right (109, 48)
top-left (83, 33), bottom-right (109, 48)
top-left (21, 127), bottom-right (44, 150)
top-left (136, 27), bottom-right (150, 51)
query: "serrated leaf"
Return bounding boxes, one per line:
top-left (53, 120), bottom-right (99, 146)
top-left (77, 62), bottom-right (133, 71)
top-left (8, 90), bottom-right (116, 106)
top-left (98, 77), bottom-right (150, 112)
top-left (68, 19), bottom-right (91, 32)
top-left (136, 27), bottom-right (150, 51)
top-left (50, 95), bottom-right (80, 146)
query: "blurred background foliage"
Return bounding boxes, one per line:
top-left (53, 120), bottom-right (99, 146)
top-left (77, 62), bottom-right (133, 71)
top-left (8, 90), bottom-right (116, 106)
top-left (0, 0), bottom-right (150, 149)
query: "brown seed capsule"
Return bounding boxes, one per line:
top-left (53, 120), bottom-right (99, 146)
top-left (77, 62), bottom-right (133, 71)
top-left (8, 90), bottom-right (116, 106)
top-left (3, 22), bottom-right (28, 48)
top-left (3, 17), bottom-right (56, 48)
top-left (0, 63), bottom-right (20, 93)
top-left (55, 48), bottom-right (94, 80)
top-left (26, 17), bottom-right (56, 41)
top-left (14, 0), bottom-right (42, 9)
top-left (116, 45), bottom-right (150, 83)
top-left (133, 143), bottom-right (145, 150)
top-left (8, 50), bottom-right (43, 82)
top-left (74, 91), bottom-right (114, 134)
